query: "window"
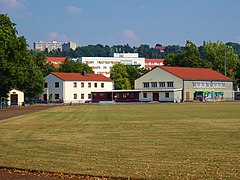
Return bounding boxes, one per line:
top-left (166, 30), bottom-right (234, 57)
top-left (167, 82), bottom-right (174, 87)
top-left (193, 82), bottom-right (197, 88)
top-left (81, 82), bottom-right (84, 88)
top-left (73, 82), bottom-right (77, 88)
top-left (143, 93), bottom-right (147, 98)
top-left (159, 82), bottom-right (165, 87)
top-left (103, 66), bottom-right (107, 69)
top-left (206, 82), bottom-right (210, 88)
top-left (55, 82), bottom-right (59, 88)
top-left (55, 94), bottom-right (59, 99)
top-left (81, 94), bottom-right (84, 99)
top-left (101, 83), bottom-right (104, 88)
top-left (88, 94), bottom-right (92, 99)
top-left (165, 92), bottom-right (169, 98)
top-left (222, 82), bottom-right (226, 88)
top-left (74, 94), bottom-right (77, 99)
top-left (151, 82), bottom-right (157, 88)
top-left (88, 83), bottom-right (91, 88)
top-left (143, 82), bottom-right (149, 88)
top-left (44, 82), bottom-right (48, 88)
top-left (94, 83), bottom-right (97, 88)
top-left (210, 82), bottom-right (213, 87)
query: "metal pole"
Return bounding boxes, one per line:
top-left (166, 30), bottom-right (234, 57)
top-left (224, 48), bottom-right (226, 76)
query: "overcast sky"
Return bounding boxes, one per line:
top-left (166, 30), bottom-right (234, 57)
top-left (1, 0), bottom-right (240, 48)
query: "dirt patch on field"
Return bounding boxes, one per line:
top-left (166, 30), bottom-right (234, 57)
top-left (0, 105), bottom-right (56, 121)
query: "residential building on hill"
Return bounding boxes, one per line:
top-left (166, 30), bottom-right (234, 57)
top-left (62, 41), bottom-right (77, 51)
top-left (33, 41), bottom-right (62, 51)
top-left (41, 72), bottom-right (113, 103)
top-left (46, 57), bottom-right (67, 68)
top-left (77, 53), bottom-right (145, 77)
top-left (145, 58), bottom-right (164, 69)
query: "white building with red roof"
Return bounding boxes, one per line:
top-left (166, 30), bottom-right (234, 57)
top-left (145, 58), bottom-right (164, 69)
top-left (135, 66), bottom-right (234, 102)
top-left (46, 57), bottom-right (67, 68)
top-left (41, 72), bottom-right (113, 103)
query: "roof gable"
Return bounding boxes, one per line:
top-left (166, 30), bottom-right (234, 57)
top-left (50, 72), bottom-right (112, 82)
top-left (159, 66), bottom-right (232, 81)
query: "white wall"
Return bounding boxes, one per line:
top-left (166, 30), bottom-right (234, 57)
top-left (42, 74), bottom-right (113, 103)
top-left (78, 56), bottom-right (145, 77)
top-left (8, 89), bottom-right (24, 106)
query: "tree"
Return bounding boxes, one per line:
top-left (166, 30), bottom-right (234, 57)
top-left (0, 14), bottom-right (44, 97)
top-left (33, 51), bottom-right (57, 76)
top-left (126, 65), bottom-right (149, 89)
top-left (110, 63), bottom-right (131, 90)
top-left (59, 60), bottom-right (94, 73)
top-left (203, 41), bottom-right (239, 81)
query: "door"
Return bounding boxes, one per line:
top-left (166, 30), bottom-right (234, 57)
top-left (43, 94), bottom-right (47, 101)
top-left (153, 92), bottom-right (159, 101)
top-left (186, 92), bottom-right (190, 101)
top-left (11, 94), bottom-right (18, 105)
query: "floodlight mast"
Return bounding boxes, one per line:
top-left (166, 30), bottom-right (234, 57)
top-left (224, 48), bottom-right (226, 76)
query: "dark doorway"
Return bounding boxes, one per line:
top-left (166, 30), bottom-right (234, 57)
top-left (153, 92), bottom-right (159, 101)
top-left (11, 94), bottom-right (18, 105)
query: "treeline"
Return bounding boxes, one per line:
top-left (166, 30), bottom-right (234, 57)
top-left (34, 42), bottom-right (240, 59)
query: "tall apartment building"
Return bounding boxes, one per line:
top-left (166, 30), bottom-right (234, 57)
top-left (33, 41), bottom-right (62, 51)
top-left (62, 41), bottom-right (77, 51)
top-left (77, 53), bottom-right (145, 77)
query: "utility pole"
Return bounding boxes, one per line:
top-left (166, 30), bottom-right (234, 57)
top-left (224, 48), bottom-right (226, 76)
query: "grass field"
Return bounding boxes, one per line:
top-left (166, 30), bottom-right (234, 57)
top-left (0, 103), bottom-right (240, 179)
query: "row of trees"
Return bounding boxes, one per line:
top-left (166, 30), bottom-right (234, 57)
top-left (164, 41), bottom-right (240, 84)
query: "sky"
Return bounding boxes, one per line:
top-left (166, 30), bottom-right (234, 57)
top-left (1, 0), bottom-right (240, 49)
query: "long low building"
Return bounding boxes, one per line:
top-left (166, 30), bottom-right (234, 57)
top-left (92, 66), bottom-right (234, 102)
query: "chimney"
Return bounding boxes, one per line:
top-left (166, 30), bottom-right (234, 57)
top-left (81, 71), bottom-right (87, 76)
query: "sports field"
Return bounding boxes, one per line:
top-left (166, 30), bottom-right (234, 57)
top-left (0, 103), bottom-right (239, 179)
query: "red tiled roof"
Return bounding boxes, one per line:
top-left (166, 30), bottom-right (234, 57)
top-left (50, 72), bottom-right (113, 82)
top-left (145, 58), bottom-right (164, 63)
top-left (159, 66), bottom-right (232, 81)
top-left (46, 57), bottom-right (67, 67)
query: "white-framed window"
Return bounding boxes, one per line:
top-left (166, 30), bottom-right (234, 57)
top-left (88, 94), bottom-right (91, 99)
top-left (74, 94), bottom-right (77, 99)
top-left (55, 82), bottom-right (59, 88)
top-left (222, 82), bottom-right (226, 88)
top-left (206, 82), bottom-right (210, 88)
top-left (101, 83), bottom-right (104, 88)
top-left (81, 94), bottom-right (84, 99)
top-left (197, 82), bottom-right (201, 88)
top-left (55, 94), bottom-right (59, 99)
top-left (143, 93), bottom-right (147, 98)
top-left (88, 83), bottom-right (91, 88)
top-left (94, 83), bottom-right (97, 88)
top-left (73, 82), bottom-right (77, 88)
top-left (167, 82), bottom-right (174, 88)
top-left (165, 92), bottom-right (169, 98)
top-left (143, 82), bottom-right (150, 88)
top-left (193, 82), bottom-right (197, 88)
top-left (159, 82), bottom-right (165, 87)
top-left (151, 82), bottom-right (157, 88)
top-left (81, 82), bottom-right (84, 88)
